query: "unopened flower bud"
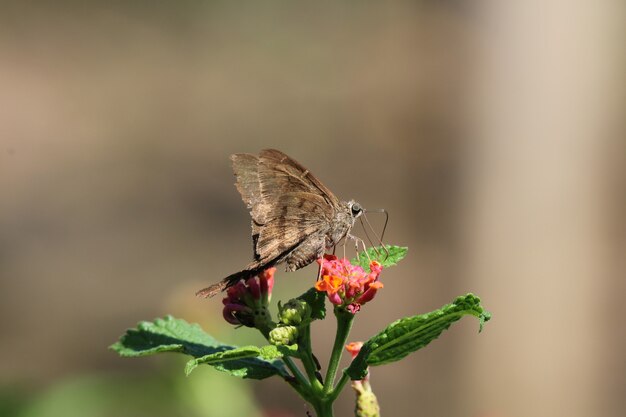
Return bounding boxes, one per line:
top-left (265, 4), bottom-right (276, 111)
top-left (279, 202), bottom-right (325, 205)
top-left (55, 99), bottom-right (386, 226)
top-left (222, 303), bottom-right (255, 327)
top-left (278, 299), bottom-right (311, 325)
top-left (221, 268), bottom-right (276, 328)
top-left (354, 382), bottom-right (380, 417)
top-left (269, 325), bottom-right (299, 346)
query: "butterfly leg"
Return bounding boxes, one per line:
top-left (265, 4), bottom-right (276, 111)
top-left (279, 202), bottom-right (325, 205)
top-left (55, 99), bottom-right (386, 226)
top-left (317, 245), bottom-right (337, 280)
top-left (316, 242), bottom-right (327, 281)
top-left (347, 233), bottom-right (371, 263)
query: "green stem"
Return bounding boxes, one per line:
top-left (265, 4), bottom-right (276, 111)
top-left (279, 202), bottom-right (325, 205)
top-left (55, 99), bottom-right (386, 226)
top-left (323, 307), bottom-right (355, 395)
top-left (259, 325), bottom-right (312, 401)
top-left (282, 356), bottom-right (313, 400)
top-left (328, 372), bottom-right (350, 402)
top-left (300, 324), bottom-right (325, 393)
top-left (312, 399), bottom-right (334, 417)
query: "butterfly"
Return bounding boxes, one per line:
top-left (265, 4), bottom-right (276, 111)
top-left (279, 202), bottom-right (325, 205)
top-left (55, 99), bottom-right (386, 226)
top-left (196, 149), bottom-right (366, 298)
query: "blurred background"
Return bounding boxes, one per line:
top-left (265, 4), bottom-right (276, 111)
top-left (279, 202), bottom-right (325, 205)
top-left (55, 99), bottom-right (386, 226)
top-left (1, 2), bottom-right (624, 417)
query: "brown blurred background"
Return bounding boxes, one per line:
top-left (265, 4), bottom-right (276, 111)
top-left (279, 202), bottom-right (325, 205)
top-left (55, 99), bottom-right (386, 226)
top-left (1, 2), bottom-right (624, 417)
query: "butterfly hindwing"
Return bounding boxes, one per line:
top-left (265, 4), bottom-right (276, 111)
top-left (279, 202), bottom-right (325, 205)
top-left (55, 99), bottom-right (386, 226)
top-left (254, 192), bottom-right (332, 265)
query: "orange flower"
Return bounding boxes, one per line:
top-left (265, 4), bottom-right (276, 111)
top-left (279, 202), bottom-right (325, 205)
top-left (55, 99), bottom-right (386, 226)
top-left (315, 275), bottom-right (343, 305)
top-left (345, 341), bottom-right (364, 359)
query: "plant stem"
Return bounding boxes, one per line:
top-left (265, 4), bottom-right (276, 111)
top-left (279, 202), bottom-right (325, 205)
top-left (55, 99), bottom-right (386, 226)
top-left (300, 324), bottom-right (325, 393)
top-left (282, 356), bottom-right (313, 401)
top-left (259, 327), bottom-right (312, 401)
top-left (328, 372), bottom-right (350, 402)
top-left (323, 307), bottom-right (355, 395)
top-left (312, 399), bottom-right (334, 417)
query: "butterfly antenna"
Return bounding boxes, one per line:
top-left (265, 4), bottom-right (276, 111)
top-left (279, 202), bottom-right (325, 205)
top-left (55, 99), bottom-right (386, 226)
top-left (363, 209), bottom-right (390, 260)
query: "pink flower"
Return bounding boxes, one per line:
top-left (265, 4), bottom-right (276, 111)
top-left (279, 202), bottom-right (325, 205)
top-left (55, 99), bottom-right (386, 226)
top-left (222, 267), bottom-right (276, 327)
top-left (314, 255), bottom-right (383, 313)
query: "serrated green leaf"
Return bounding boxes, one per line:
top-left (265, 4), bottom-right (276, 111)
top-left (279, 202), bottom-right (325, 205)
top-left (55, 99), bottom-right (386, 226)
top-left (296, 287), bottom-right (326, 320)
top-left (111, 316), bottom-right (287, 379)
top-left (345, 294), bottom-right (491, 380)
top-left (185, 344), bottom-right (301, 376)
top-left (185, 346), bottom-right (262, 376)
top-left (110, 315), bottom-right (219, 357)
top-left (351, 245), bottom-right (408, 271)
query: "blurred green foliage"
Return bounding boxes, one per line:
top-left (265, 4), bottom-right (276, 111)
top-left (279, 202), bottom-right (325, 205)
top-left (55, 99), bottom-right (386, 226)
top-left (1, 361), bottom-right (262, 417)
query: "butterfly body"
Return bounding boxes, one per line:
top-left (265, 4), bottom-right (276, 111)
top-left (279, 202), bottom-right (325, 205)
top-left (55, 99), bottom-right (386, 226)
top-left (196, 149), bottom-right (362, 298)
top-left (279, 199), bottom-right (354, 271)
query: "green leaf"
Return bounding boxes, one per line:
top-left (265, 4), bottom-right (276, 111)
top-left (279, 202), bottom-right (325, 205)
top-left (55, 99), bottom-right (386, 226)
top-left (186, 344), bottom-right (300, 376)
top-left (111, 316), bottom-right (287, 379)
top-left (345, 294), bottom-right (491, 380)
top-left (185, 346), bottom-right (262, 376)
top-left (351, 245), bottom-right (408, 271)
top-left (260, 344), bottom-right (299, 360)
top-left (296, 287), bottom-right (326, 321)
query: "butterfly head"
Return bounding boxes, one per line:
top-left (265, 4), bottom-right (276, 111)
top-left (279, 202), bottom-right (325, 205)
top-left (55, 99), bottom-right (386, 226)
top-left (348, 200), bottom-right (364, 219)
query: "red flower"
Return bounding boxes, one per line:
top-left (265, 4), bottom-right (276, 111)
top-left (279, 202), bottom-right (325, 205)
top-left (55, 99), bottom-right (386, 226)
top-left (222, 267), bottom-right (275, 327)
top-left (314, 255), bottom-right (383, 313)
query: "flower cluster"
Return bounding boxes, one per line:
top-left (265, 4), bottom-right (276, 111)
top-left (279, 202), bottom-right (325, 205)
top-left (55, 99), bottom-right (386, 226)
top-left (314, 255), bottom-right (383, 313)
top-left (222, 267), bottom-right (275, 327)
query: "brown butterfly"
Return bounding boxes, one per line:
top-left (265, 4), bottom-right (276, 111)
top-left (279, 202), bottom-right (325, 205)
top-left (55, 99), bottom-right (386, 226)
top-left (196, 149), bottom-right (365, 298)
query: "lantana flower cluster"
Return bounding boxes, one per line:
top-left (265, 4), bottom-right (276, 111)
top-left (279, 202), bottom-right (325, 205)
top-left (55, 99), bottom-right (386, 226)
top-left (315, 255), bottom-right (383, 314)
top-left (222, 267), bottom-right (275, 327)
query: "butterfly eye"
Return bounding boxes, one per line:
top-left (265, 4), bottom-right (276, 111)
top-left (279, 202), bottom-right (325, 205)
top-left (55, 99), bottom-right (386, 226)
top-left (351, 203), bottom-right (362, 216)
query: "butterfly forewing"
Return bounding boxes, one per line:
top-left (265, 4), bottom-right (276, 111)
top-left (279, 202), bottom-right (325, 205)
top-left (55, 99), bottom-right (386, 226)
top-left (232, 149), bottom-right (342, 265)
top-left (258, 149), bottom-right (340, 208)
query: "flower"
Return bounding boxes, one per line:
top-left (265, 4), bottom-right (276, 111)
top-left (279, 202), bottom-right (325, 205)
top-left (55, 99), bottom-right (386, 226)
top-left (314, 255), bottom-right (383, 313)
top-left (345, 341), bottom-right (364, 359)
top-left (222, 267), bottom-right (275, 327)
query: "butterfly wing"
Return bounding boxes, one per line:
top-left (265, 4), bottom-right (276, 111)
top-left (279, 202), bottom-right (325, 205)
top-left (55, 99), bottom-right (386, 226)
top-left (258, 149), bottom-right (340, 208)
top-left (231, 149), bottom-right (340, 268)
top-left (197, 150), bottom-right (344, 298)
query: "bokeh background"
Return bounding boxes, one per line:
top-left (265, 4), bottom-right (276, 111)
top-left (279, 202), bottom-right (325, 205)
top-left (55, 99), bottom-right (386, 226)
top-left (1, 2), bottom-right (624, 417)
